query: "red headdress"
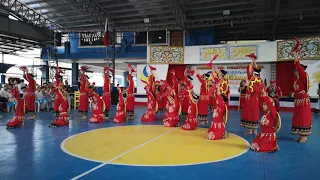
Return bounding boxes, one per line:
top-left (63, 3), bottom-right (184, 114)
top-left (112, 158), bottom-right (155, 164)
top-left (206, 54), bottom-right (218, 69)
top-left (19, 66), bottom-right (27, 71)
top-left (270, 80), bottom-right (276, 84)
top-left (92, 82), bottom-right (96, 86)
top-left (128, 64), bottom-right (136, 73)
top-left (169, 69), bottom-right (175, 75)
top-left (290, 37), bottom-right (301, 54)
top-left (186, 69), bottom-right (195, 76)
top-left (81, 66), bottom-right (89, 71)
top-left (56, 66), bottom-right (64, 74)
top-left (246, 53), bottom-right (257, 60)
top-left (148, 65), bottom-right (157, 71)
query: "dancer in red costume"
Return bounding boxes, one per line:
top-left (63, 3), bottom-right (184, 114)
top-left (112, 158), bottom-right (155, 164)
top-left (102, 66), bottom-right (112, 119)
top-left (181, 86), bottom-right (199, 130)
top-left (291, 51), bottom-right (312, 143)
top-left (240, 53), bottom-right (264, 135)
top-left (78, 66), bottom-right (90, 119)
top-left (113, 87), bottom-right (126, 123)
top-left (49, 89), bottom-right (70, 127)
top-left (6, 85), bottom-right (25, 128)
top-left (148, 65), bottom-right (156, 95)
top-left (163, 86), bottom-right (180, 127)
top-left (50, 66), bottom-right (64, 117)
top-left (141, 84), bottom-right (157, 122)
top-left (155, 81), bottom-right (165, 111)
top-left (238, 80), bottom-right (247, 110)
top-left (88, 90), bottom-right (105, 123)
top-left (207, 81), bottom-right (228, 140)
top-left (20, 67), bottom-right (36, 120)
top-left (266, 80), bottom-right (282, 112)
top-left (218, 70), bottom-right (230, 106)
top-left (194, 69), bottom-right (211, 124)
top-left (126, 64), bottom-right (136, 120)
top-left (179, 83), bottom-right (189, 118)
top-left (251, 89), bottom-right (280, 152)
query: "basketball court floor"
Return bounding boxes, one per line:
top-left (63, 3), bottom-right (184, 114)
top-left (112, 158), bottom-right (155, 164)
top-left (0, 106), bottom-right (319, 180)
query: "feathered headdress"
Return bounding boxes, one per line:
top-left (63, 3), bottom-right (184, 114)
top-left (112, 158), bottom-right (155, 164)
top-left (206, 54), bottom-right (218, 69)
top-left (56, 66), bottom-right (64, 74)
top-left (81, 66), bottom-right (89, 71)
top-left (128, 64), bottom-right (136, 73)
top-left (246, 53), bottom-right (257, 60)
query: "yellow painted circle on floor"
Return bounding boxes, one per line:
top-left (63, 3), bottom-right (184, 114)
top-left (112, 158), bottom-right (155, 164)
top-left (61, 125), bottom-right (249, 166)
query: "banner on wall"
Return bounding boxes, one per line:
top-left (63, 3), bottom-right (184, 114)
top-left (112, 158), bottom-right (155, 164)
top-left (277, 37), bottom-right (320, 61)
top-left (190, 64), bottom-right (270, 96)
top-left (149, 46), bottom-right (184, 64)
top-left (136, 64), bottom-right (169, 94)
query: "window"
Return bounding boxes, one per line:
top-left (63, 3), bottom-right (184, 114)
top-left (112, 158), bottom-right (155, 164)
top-left (116, 32), bottom-right (123, 44)
top-left (135, 32), bottom-right (147, 44)
top-left (61, 33), bottom-right (69, 46)
top-left (148, 31), bottom-right (166, 44)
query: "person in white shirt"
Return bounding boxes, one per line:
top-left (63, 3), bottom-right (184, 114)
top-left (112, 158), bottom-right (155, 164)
top-left (35, 87), bottom-right (48, 110)
top-left (17, 79), bottom-right (26, 97)
top-left (0, 84), bottom-right (11, 112)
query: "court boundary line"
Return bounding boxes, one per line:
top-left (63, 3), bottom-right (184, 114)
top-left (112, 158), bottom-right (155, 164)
top-left (69, 127), bottom-right (178, 180)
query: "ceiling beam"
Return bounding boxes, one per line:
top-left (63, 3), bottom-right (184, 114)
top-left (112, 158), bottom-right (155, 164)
top-left (272, 0), bottom-right (281, 40)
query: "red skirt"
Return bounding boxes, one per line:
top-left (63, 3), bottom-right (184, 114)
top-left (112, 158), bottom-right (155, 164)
top-left (292, 97), bottom-right (312, 136)
top-left (156, 95), bottom-right (164, 111)
top-left (240, 93), bottom-right (260, 129)
top-left (207, 122), bottom-right (226, 140)
top-left (251, 132), bottom-right (278, 152)
top-left (102, 93), bottom-right (111, 111)
top-left (51, 112), bottom-right (69, 126)
top-left (7, 116), bottom-right (25, 127)
top-left (197, 93), bottom-right (210, 117)
top-left (126, 94), bottom-right (135, 112)
top-left (181, 97), bottom-right (189, 114)
top-left (114, 105), bottom-right (126, 123)
top-left (163, 113), bottom-right (179, 127)
top-left (25, 92), bottom-right (35, 113)
top-left (181, 118), bottom-right (198, 130)
top-left (79, 92), bottom-right (89, 113)
top-left (53, 96), bottom-right (62, 115)
top-left (89, 114), bottom-right (104, 123)
top-left (239, 94), bottom-right (246, 109)
top-left (141, 111), bottom-right (156, 122)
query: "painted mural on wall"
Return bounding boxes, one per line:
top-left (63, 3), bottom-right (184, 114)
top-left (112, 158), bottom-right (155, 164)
top-left (200, 47), bottom-right (227, 61)
top-left (199, 45), bottom-right (258, 61)
top-left (150, 46), bottom-right (184, 64)
top-left (277, 37), bottom-right (320, 61)
top-left (229, 45), bottom-right (258, 60)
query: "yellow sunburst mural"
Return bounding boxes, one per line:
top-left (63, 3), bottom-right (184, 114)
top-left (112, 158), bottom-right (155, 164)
top-left (312, 65), bottom-right (320, 83)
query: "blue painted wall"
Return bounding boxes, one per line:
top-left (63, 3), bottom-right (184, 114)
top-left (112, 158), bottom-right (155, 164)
top-left (41, 32), bottom-right (147, 60)
top-left (185, 28), bottom-right (216, 46)
top-left (41, 28), bottom-right (217, 60)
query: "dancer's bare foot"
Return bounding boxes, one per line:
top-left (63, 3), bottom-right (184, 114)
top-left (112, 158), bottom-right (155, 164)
top-left (81, 116), bottom-right (87, 119)
top-left (253, 129), bottom-right (258, 135)
top-left (244, 132), bottom-right (253, 135)
top-left (299, 136), bottom-right (307, 143)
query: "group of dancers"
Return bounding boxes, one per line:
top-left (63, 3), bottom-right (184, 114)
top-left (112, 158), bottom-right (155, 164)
top-left (6, 39), bottom-right (312, 153)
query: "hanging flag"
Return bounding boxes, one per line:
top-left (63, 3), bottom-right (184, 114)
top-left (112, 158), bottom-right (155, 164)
top-left (104, 18), bottom-right (109, 46)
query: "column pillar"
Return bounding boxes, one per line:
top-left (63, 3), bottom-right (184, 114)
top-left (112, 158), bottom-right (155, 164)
top-left (123, 71), bottom-right (129, 87)
top-left (1, 53), bottom-right (5, 84)
top-left (72, 62), bottom-right (79, 88)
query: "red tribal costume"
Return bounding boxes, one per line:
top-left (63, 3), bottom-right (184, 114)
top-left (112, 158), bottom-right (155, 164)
top-left (126, 65), bottom-right (136, 119)
top-left (113, 88), bottom-right (126, 123)
top-left (51, 67), bottom-right (64, 117)
top-left (89, 91), bottom-right (105, 123)
top-left (78, 66), bottom-right (90, 116)
top-left (291, 60), bottom-right (312, 136)
top-left (238, 80), bottom-right (247, 110)
top-left (196, 73), bottom-right (211, 124)
top-left (240, 55), bottom-right (264, 131)
top-left (179, 84), bottom-right (189, 117)
top-left (155, 81), bottom-right (165, 111)
top-left (251, 95), bottom-right (279, 152)
top-left (163, 82), bottom-right (180, 127)
top-left (20, 67), bottom-right (36, 119)
top-left (181, 87), bottom-right (198, 130)
top-left (141, 86), bottom-right (157, 122)
top-left (102, 66), bottom-right (112, 119)
top-left (219, 70), bottom-right (230, 106)
top-left (207, 82), bottom-right (228, 140)
top-left (49, 89), bottom-right (69, 127)
top-left (266, 80), bottom-right (282, 112)
top-left (6, 87), bottom-right (25, 128)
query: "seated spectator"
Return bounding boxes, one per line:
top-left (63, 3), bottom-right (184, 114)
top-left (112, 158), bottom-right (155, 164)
top-left (0, 84), bottom-right (12, 112)
top-left (35, 87), bottom-right (48, 111)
